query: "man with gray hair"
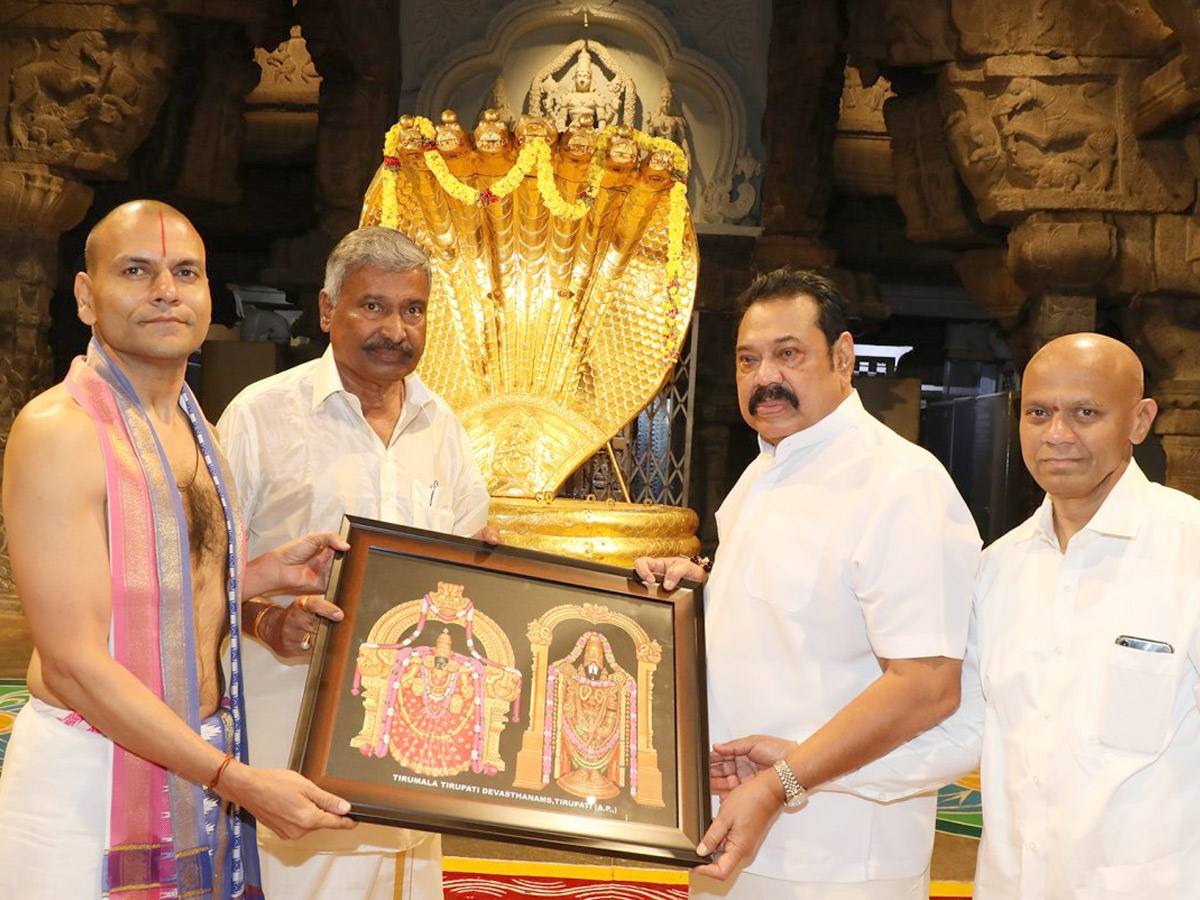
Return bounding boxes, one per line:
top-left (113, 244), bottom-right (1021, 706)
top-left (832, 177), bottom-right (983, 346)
top-left (217, 226), bottom-right (492, 899)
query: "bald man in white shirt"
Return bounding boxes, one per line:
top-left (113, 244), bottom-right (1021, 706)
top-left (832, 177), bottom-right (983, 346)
top-left (843, 333), bottom-right (1200, 898)
top-left (217, 227), bottom-right (492, 900)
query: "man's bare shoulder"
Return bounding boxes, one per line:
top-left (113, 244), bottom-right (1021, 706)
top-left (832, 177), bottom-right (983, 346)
top-left (6, 384), bottom-right (104, 498)
top-left (12, 383), bottom-right (99, 443)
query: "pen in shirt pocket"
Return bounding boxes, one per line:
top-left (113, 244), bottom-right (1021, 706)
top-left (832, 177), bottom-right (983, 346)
top-left (1115, 634), bottom-right (1173, 653)
top-left (429, 479), bottom-right (439, 506)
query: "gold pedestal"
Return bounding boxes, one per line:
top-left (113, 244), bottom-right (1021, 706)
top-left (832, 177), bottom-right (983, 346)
top-left (489, 496), bottom-right (700, 567)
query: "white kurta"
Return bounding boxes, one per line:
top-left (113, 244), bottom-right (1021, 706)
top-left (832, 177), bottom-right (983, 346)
top-left (704, 390), bottom-right (980, 886)
top-left (217, 346), bottom-right (489, 898)
top-left (840, 460), bottom-right (1200, 898)
top-left (973, 461), bottom-right (1200, 898)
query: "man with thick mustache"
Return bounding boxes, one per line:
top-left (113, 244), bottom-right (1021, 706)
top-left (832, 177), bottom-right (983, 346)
top-left (217, 227), bottom-right (491, 899)
top-left (635, 268), bottom-right (980, 899)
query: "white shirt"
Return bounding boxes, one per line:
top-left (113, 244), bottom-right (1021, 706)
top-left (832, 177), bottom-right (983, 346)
top-left (705, 390), bottom-right (981, 883)
top-left (216, 347), bottom-right (489, 850)
top-left (974, 460), bottom-right (1200, 898)
top-left (841, 460), bottom-right (1200, 898)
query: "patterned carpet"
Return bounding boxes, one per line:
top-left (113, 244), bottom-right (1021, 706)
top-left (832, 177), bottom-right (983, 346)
top-left (0, 679), bottom-right (30, 767)
top-left (443, 858), bottom-right (688, 900)
top-left (442, 858), bottom-right (973, 899)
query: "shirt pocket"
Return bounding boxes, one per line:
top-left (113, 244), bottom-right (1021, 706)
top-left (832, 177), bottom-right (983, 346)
top-left (1097, 642), bottom-right (1178, 755)
top-left (743, 515), bottom-right (830, 613)
top-left (410, 479), bottom-right (456, 534)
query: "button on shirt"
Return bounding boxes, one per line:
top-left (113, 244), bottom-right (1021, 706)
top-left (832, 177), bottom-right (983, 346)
top-left (215, 347), bottom-right (489, 850)
top-left (970, 460), bottom-right (1200, 899)
top-left (705, 390), bottom-right (981, 883)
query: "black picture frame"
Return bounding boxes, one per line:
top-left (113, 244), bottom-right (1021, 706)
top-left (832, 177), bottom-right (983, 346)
top-left (290, 515), bottom-right (711, 867)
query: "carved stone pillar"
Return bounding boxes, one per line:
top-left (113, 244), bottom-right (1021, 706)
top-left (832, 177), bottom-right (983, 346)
top-left (884, 79), bottom-right (977, 244)
top-left (170, 25), bottom-right (263, 205)
top-left (0, 2), bottom-right (173, 610)
top-left (1006, 214), bottom-right (1118, 349)
top-left (0, 168), bottom-right (93, 605)
top-left (261, 0), bottom-right (400, 329)
top-left (753, 0), bottom-right (843, 269)
top-left (1128, 294), bottom-right (1200, 497)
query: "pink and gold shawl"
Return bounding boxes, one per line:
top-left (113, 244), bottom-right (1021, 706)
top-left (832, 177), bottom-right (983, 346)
top-left (65, 342), bottom-right (261, 899)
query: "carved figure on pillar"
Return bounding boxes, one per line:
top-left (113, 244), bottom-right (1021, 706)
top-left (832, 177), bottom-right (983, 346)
top-left (7, 30), bottom-right (171, 175)
top-left (991, 77), bottom-right (1116, 191)
top-left (0, 7), bottom-right (172, 603)
top-left (885, 88), bottom-right (976, 242)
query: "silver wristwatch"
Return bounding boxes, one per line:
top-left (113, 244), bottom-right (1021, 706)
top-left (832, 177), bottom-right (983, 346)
top-left (773, 759), bottom-right (809, 810)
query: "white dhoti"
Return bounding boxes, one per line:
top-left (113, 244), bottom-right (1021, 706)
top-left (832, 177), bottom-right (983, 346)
top-left (0, 698), bottom-right (112, 899)
top-left (260, 828), bottom-right (443, 900)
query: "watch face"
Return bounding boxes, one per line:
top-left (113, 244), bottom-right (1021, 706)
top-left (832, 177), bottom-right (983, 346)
top-left (784, 790), bottom-right (809, 810)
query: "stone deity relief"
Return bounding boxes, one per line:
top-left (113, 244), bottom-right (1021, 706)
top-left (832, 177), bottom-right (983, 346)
top-left (528, 39), bottom-right (635, 130)
top-left (351, 582), bottom-right (522, 778)
top-left (646, 83), bottom-right (693, 170)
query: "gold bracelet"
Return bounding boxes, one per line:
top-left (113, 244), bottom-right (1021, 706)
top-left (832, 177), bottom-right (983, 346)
top-left (250, 602), bottom-right (274, 642)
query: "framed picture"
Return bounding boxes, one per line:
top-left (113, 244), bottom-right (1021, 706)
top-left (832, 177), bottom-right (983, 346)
top-left (291, 515), bottom-right (711, 867)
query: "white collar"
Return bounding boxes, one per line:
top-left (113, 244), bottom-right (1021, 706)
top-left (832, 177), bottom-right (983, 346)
top-left (1029, 458), bottom-right (1149, 547)
top-left (760, 389), bottom-right (864, 460)
top-left (310, 344), bottom-right (433, 413)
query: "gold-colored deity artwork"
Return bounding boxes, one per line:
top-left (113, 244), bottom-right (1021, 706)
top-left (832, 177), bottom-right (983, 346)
top-left (359, 108), bottom-right (699, 500)
top-left (513, 603), bottom-right (665, 808)
top-left (350, 582), bottom-right (522, 778)
top-left (545, 631), bottom-right (633, 801)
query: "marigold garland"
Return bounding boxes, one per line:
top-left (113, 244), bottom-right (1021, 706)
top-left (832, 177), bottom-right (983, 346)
top-left (379, 114), bottom-right (693, 363)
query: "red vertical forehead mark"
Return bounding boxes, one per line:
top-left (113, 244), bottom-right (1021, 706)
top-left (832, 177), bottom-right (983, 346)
top-left (159, 210), bottom-right (167, 257)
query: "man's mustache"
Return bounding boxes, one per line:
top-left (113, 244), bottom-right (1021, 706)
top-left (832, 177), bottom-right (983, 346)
top-left (749, 383), bottom-right (799, 415)
top-left (363, 336), bottom-right (413, 355)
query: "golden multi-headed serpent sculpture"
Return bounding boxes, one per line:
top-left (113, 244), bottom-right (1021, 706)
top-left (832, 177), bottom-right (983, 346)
top-left (361, 109), bottom-right (699, 500)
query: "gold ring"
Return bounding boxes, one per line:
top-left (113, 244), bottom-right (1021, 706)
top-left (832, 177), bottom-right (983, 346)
top-left (300, 632), bottom-right (313, 651)
top-left (297, 596), bottom-right (308, 612)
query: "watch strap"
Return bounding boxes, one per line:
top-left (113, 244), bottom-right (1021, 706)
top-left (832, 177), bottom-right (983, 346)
top-left (773, 758), bottom-right (808, 809)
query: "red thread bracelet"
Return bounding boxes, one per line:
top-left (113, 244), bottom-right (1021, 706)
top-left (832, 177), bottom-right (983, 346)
top-left (204, 752), bottom-right (234, 792)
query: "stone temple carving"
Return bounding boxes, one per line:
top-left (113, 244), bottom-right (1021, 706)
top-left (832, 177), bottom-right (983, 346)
top-left (989, 77), bottom-right (1117, 191)
top-left (8, 31), bottom-right (169, 172)
top-left (486, 74), bottom-right (518, 128)
top-left (937, 59), bottom-right (1190, 221)
top-left (528, 39), bottom-right (634, 130)
top-left (646, 82), bottom-right (693, 168)
top-left (701, 149), bottom-right (762, 224)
